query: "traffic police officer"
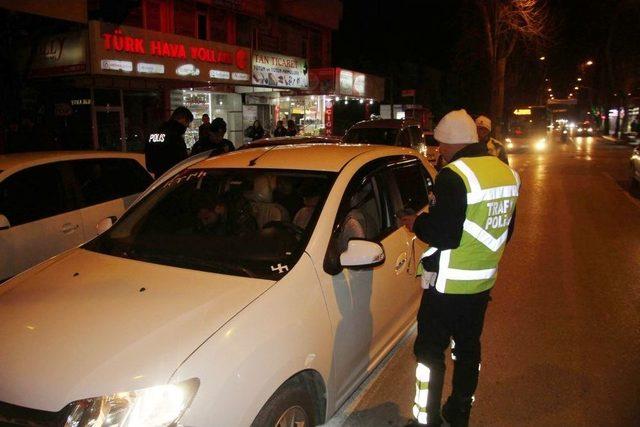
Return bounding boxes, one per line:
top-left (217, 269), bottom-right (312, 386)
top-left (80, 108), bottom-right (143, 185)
top-left (401, 109), bottom-right (520, 427)
top-left (145, 106), bottom-right (194, 178)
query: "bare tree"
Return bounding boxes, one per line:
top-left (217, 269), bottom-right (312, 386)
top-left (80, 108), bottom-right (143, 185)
top-left (476, 0), bottom-right (549, 136)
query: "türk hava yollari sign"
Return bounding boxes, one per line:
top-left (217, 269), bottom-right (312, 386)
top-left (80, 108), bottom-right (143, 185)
top-left (89, 21), bottom-right (251, 83)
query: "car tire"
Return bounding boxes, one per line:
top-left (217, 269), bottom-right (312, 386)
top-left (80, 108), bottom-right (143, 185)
top-left (251, 379), bottom-right (317, 427)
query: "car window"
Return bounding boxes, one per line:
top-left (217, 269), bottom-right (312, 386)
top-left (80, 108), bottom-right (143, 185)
top-left (343, 127), bottom-right (399, 146)
top-left (397, 129), bottom-right (412, 147)
top-left (0, 163), bottom-right (72, 226)
top-left (388, 161), bottom-right (433, 213)
top-left (84, 168), bottom-right (336, 280)
top-left (72, 159), bottom-right (153, 208)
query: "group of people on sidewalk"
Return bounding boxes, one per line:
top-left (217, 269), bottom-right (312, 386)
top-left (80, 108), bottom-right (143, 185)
top-left (144, 107), bottom-right (306, 178)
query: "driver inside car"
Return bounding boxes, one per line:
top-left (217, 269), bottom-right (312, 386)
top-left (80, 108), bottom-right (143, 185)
top-left (194, 195), bottom-right (228, 236)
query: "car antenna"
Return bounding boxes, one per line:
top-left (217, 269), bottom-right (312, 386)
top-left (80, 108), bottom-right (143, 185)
top-left (248, 145), bottom-right (279, 166)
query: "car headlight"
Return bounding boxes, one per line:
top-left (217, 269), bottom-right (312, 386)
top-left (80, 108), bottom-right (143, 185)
top-left (507, 142), bottom-right (514, 149)
top-left (588, 127), bottom-right (593, 133)
top-left (577, 128), bottom-right (583, 132)
top-left (64, 378), bottom-right (199, 427)
top-left (505, 138), bottom-right (512, 143)
top-left (535, 139), bottom-right (547, 151)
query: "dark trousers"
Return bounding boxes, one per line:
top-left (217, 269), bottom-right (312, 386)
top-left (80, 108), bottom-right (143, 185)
top-left (414, 287), bottom-right (491, 416)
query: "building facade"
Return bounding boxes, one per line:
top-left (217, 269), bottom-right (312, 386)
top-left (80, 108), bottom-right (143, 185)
top-left (2, 0), bottom-right (386, 153)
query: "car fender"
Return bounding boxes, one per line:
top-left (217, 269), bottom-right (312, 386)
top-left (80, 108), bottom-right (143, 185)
top-left (172, 253), bottom-right (334, 426)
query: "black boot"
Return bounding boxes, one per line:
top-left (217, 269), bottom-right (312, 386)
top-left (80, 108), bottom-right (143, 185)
top-left (441, 396), bottom-right (472, 427)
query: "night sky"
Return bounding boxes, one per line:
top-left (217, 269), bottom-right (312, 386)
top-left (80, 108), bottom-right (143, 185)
top-left (333, 0), bottom-right (634, 113)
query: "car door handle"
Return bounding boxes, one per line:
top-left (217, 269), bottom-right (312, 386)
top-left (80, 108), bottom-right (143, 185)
top-left (62, 223), bottom-right (80, 234)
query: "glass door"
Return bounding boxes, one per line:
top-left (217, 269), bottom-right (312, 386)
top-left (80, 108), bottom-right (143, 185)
top-left (94, 108), bottom-right (125, 151)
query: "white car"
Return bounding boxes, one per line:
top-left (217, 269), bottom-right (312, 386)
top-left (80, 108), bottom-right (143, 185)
top-left (0, 151), bottom-right (152, 282)
top-left (0, 144), bottom-right (435, 426)
top-left (631, 146), bottom-right (640, 189)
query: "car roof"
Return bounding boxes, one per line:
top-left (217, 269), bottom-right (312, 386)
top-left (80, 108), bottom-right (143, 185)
top-left (191, 144), bottom-right (413, 172)
top-left (348, 118), bottom-right (421, 130)
top-left (0, 151), bottom-right (145, 174)
top-left (239, 136), bottom-right (342, 149)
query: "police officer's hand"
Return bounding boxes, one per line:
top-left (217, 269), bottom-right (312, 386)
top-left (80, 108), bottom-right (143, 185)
top-left (399, 214), bottom-right (417, 232)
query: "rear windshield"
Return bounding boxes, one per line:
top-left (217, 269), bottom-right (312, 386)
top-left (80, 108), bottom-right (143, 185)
top-left (343, 128), bottom-right (399, 146)
top-left (85, 168), bottom-right (336, 280)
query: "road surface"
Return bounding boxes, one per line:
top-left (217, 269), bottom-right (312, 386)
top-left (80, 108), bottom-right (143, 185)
top-left (325, 136), bottom-right (640, 427)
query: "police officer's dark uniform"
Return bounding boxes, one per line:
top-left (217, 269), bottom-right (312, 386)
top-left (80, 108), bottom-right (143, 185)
top-left (145, 107), bottom-right (193, 178)
top-left (405, 110), bottom-right (519, 427)
top-left (191, 118), bottom-right (235, 156)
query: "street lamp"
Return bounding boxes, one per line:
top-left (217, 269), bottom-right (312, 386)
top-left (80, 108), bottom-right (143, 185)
top-left (574, 86), bottom-right (579, 90)
top-left (539, 56), bottom-right (546, 61)
top-left (586, 60), bottom-right (594, 66)
top-left (577, 77), bottom-right (582, 82)
top-left (547, 88), bottom-right (552, 92)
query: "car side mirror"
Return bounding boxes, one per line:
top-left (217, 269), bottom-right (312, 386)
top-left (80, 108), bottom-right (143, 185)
top-left (96, 216), bottom-right (117, 235)
top-left (340, 239), bottom-right (385, 268)
top-left (0, 214), bottom-right (10, 230)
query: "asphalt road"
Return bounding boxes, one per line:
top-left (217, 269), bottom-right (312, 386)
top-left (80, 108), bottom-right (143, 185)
top-left (325, 136), bottom-right (640, 427)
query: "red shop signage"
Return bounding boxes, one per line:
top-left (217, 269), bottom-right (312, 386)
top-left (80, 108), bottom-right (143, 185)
top-left (102, 28), bottom-right (249, 70)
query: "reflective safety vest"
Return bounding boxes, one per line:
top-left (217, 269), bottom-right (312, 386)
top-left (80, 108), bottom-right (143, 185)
top-left (418, 156), bottom-right (520, 294)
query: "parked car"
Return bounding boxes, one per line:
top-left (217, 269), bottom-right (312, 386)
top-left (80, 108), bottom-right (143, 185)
top-left (631, 146), bottom-right (640, 189)
top-left (0, 151), bottom-right (152, 282)
top-left (343, 118), bottom-right (420, 146)
top-left (0, 144), bottom-right (436, 427)
top-left (239, 136), bottom-right (342, 150)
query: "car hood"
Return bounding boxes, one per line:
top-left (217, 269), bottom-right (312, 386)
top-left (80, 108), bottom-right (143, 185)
top-left (0, 249), bottom-right (274, 412)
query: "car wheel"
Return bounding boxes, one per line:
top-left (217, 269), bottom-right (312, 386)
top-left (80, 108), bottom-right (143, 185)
top-left (251, 380), bottom-right (317, 427)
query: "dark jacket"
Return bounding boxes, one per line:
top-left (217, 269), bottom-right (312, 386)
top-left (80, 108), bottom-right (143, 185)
top-left (145, 119), bottom-right (188, 177)
top-left (191, 138), bottom-right (235, 156)
top-left (273, 126), bottom-right (287, 137)
top-left (413, 143), bottom-right (517, 273)
top-left (245, 126), bottom-right (265, 141)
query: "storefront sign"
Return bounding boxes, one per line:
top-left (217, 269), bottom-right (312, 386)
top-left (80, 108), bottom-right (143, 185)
top-left (137, 62), bottom-right (165, 74)
top-left (176, 64), bottom-right (200, 76)
top-left (324, 100), bottom-right (334, 136)
top-left (70, 99), bottom-right (92, 106)
top-left (339, 69), bottom-right (366, 97)
top-left (305, 68), bottom-right (384, 101)
top-left (252, 51), bottom-right (309, 88)
top-left (210, 69), bottom-right (231, 80)
top-left (90, 21), bottom-right (250, 84)
top-left (101, 59), bottom-right (133, 72)
top-left (232, 72), bottom-right (250, 81)
top-left (31, 30), bottom-right (87, 77)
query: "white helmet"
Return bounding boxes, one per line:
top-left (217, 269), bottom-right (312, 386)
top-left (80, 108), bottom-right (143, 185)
top-left (434, 109), bottom-right (479, 145)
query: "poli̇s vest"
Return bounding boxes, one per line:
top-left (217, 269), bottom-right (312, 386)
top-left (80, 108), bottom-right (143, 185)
top-left (419, 156), bottom-right (520, 294)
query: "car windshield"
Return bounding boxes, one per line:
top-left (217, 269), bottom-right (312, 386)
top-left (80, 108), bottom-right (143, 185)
top-left (85, 168), bottom-right (336, 280)
top-left (343, 128), bottom-right (399, 146)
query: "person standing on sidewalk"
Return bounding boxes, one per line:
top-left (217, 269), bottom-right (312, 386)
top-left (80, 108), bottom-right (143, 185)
top-left (401, 109), bottom-right (520, 427)
top-left (145, 106), bottom-right (193, 178)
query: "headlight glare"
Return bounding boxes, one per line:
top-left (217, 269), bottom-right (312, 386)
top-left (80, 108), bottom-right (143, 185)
top-left (535, 139), bottom-right (547, 151)
top-left (64, 378), bottom-right (199, 427)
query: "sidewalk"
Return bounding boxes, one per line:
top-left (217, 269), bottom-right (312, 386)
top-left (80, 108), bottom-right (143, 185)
top-left (601, 134), bottom-right (639, 146)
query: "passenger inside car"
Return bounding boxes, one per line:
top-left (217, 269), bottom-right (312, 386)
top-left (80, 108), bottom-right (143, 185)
top-left (293, 184), bottom-right (323, 229)
top-left (246, 174), bottom-right (290, 228)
